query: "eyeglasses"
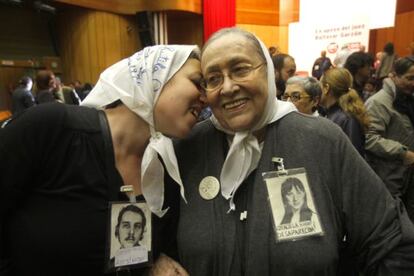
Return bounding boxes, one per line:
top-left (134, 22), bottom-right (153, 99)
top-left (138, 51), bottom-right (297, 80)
top-left (201, 63), bottom-right (265, 93)
top-left (282, 91), bottom-right (311, 102)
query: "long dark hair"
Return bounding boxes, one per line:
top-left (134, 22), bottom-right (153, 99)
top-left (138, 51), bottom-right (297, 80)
top-left (280, 178), bottom-right (313, 224)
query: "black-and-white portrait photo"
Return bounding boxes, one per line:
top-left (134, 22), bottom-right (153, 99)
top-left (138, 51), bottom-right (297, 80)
top-left (106, 202), bottom-right (152, 271)
top-left (265, 172), bottom-right (323, 242)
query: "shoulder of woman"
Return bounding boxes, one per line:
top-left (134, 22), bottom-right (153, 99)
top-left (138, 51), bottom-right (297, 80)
top-left (173, 119), bottom-right (218, 154)
top-left (274, 112), bottom-right (350, 145)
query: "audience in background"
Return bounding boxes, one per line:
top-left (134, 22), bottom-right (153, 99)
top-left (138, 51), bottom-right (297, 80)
top-left (344, 51), bottom-right (374, 99)
top-left (362, 78), bottom-right (377, 101)
top-left (35, 70), bottom-right (60, 104)
top-left (11, 76), bottom-right (35, 114)
top-left (272, 53), bottom-right (296, 99)
top-left (334, 43), bottom-right (352, 68)
top-left (374, 51), bottom-right (384, 71)
top-left (365, 57), bottom-right (414, 220)
top-left (70, 80), bottom-right (85, 100)
top-left (55, 77), bottom-right (81, 105)
top-left (320, 68), bottom-right (370, 157)
top-left (81, 83), bottom-right (93, 99)
top-left (312, 50), bottom-right (332, 80)
top-left (375, 42), bottom-right (397, 86)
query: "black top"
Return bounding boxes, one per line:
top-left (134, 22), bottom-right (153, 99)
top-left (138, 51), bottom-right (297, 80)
top-left (11, 87), bottom-right (36, 114)
top-left (325, 103), bottom-right (365, 157)
top-left (0, 103), bottom-right (178, 275)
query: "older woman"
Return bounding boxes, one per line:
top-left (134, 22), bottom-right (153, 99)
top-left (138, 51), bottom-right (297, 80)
top-left (283, 76), bottom-right (321, 115)
top-left (0, 45), bottom-right (202, 275)
top-left (171, 27), bottom-right (414, 275)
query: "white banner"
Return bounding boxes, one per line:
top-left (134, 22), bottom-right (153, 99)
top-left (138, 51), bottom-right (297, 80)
top-left (289, 21), bottom-right (369, 75)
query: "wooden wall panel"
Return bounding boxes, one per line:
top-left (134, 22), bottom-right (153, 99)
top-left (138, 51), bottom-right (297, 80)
top-left (57, 8), bottom-right (140, 84)
top-left (236, 0), bottom-right (279, 25)
top-left (0, 5), bottom-right (56, 59)
top-left (394, 12), bottom-right (414, 56)
top-left (372, 11), bottom-right (414, 57)
top-left (0, 5), bottom-right (55, 110)
top-left (397, 0), bottom-right (414, 13)
top-left (55, 0), bottom-right (202, 15)
top-left (237, 24), bottom-right (289, 53)
top-left (167, 11), bottom-right (203, 47)
top-left (236, 0), bottom-right (299, 26)
top-left (279, 0), bottom-right (300, 26)
top-left (0, 67), bottom-right (30, 110)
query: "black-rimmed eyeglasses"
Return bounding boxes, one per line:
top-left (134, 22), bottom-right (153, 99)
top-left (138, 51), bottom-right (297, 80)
top-left (282, 91), bottom-right (311, 102)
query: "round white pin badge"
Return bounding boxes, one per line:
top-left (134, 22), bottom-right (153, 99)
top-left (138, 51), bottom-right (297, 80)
top-left (199, 176), bottom-right (220, 200)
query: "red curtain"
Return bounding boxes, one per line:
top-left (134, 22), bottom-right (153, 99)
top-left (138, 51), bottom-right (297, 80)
top-left (203, 0), bottom-right (236, 42)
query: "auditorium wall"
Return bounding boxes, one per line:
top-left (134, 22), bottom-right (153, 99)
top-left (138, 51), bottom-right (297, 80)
top-left (56, 7), bottom-right (140, 85)
top-left (372, 10), bottom-right (414, 57)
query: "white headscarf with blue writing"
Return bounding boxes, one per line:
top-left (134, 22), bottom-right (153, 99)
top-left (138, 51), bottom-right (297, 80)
top-left (82, 45), bottom-right (198, 217)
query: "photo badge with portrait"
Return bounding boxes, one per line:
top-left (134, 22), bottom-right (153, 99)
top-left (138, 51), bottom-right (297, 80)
top-left (263, 168), bottom-right (324, 242)
top-left (105, 201), bottom-right (152, 273)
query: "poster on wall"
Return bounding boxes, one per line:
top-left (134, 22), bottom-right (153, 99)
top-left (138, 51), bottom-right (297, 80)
top-left (289, 20), bottom-right (369, 75)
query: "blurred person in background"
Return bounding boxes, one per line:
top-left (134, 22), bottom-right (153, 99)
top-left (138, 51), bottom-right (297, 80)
top-left (320, 68), bottom-right (370, 157)
top-left (35, 70), bottom-right (60, 104)
top-left (344, 51), bottom-right (374, 99)
top-left (311, 50), bottom-right (332, 80)
top-left (11, 76), bottom-right (35, 115)
top-left (376, 42), bottom-right (397, 86)
top-left (272, 53), bottom-right (296, 99)
top-left (365, 57), bottom-right (414, 220)
top-left (283, 76), bottom-right (321, 116)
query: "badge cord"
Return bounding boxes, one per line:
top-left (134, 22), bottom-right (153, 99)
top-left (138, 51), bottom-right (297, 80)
top-left (120, 185), bottom-right (137, 203)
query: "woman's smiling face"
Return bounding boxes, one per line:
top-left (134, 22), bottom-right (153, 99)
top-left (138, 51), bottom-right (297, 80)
top-left (154, 58), bottom-right (204, 138)
top-left (201, 33), bottom-right (268, 132)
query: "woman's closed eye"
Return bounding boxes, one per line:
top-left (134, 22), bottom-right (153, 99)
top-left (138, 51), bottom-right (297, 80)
top-left (206, 74), bottom-right (222, 86)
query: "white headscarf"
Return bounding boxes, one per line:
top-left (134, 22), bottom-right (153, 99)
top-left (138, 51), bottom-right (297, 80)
top-left (82, 45), bottom-right (198, 217)
top-left (209, 35), bottom-right (297, 211)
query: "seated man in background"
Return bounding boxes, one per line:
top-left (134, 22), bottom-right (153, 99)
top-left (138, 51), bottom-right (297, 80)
top-left (35, 70), bottom-right (60, 104)
top-left (11, 76), bottom-right (36, 114)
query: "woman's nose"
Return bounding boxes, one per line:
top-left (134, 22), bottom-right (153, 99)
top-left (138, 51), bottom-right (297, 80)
top-left (221, 75), bottom-right (237, 96)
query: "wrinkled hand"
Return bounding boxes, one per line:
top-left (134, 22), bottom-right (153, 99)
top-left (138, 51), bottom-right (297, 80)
top-left (149, 254), bottom-right (189, 276)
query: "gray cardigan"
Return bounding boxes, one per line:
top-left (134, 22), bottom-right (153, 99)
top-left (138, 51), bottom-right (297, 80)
top-left (173, 112), bottom-right (414, 276)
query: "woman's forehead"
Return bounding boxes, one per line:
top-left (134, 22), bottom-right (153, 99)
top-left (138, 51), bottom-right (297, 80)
top-left (201, 36), bottom-right (261, 70)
